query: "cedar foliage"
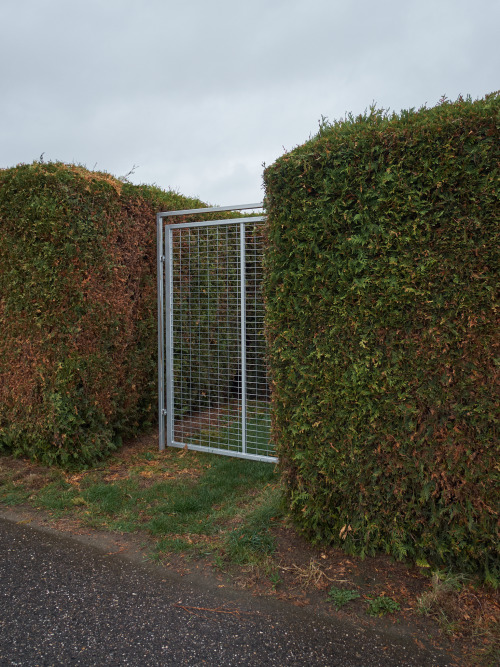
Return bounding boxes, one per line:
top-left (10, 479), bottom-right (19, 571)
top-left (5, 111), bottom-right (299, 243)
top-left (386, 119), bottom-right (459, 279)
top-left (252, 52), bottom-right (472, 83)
top-left (263, 93), bottom-right (499, 582)
top-left (0, 161), bottom-right (217, 466)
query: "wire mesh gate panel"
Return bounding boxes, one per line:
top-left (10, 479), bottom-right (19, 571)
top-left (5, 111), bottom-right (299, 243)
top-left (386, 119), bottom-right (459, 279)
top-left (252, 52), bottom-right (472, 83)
top-left (157, 204), bottom-right (276, 462)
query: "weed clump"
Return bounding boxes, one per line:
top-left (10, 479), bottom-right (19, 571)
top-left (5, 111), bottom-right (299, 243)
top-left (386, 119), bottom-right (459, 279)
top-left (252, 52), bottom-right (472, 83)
top-left (327, 587), bottom-right (360, 610)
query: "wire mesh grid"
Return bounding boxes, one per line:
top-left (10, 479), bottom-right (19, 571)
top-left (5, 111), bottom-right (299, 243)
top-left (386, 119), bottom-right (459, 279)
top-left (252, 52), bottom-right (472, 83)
top-left (164, 219), bottom-right (274, 462)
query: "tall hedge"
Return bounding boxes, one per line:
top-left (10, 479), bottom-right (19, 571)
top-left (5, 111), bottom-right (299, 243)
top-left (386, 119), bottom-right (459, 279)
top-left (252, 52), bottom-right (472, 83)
top-left (263, 94), bottom-right (499, 582)
top-left (0, 161), bottom-right (225, 466)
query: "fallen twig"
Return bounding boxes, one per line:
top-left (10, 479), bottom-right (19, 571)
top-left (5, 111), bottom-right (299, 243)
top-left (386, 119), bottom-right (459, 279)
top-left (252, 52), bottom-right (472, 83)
top-left (173, 604), bottom-right (252, 617)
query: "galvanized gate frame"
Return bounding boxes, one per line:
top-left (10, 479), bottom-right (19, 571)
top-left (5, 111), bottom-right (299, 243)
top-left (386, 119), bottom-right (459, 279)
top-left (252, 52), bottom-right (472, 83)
top-left (157, 203), bottom-right (276, 462)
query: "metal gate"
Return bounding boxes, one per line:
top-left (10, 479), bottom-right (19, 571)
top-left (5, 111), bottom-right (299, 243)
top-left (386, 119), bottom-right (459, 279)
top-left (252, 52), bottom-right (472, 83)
top-left (157, 203), bottom-right (276, 462)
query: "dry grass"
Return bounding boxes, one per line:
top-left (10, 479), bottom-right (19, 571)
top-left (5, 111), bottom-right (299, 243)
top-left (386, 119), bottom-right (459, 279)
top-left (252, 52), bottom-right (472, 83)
top-left (417, 572), bottom-right (500, 664)
top-left (281, 559), bottom-right (334, 590)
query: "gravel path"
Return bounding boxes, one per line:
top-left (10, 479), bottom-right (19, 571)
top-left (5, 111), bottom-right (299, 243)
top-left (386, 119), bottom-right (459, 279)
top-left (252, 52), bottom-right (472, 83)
top-left (0, 516), bottom-right (455, 666)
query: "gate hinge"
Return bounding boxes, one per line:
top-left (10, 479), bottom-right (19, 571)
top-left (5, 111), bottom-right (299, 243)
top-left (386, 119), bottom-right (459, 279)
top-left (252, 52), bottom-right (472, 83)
top-left (161, 408), bottom-right (167, 416)
top-left (160, 255), bottom-right (165, 263)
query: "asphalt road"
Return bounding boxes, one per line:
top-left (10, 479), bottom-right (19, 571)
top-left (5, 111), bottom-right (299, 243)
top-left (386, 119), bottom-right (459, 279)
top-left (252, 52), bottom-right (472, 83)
top-left (0, 516), bottom-right (454, 666)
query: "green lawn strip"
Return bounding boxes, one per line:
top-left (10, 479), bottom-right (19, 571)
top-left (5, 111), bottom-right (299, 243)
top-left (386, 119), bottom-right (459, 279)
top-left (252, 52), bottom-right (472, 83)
top-left (0, 464), bottom-right (62, 506)
top-left (1, 448), bottom-right (285, 577)
top-left (0, 480), bottom-right (33, 506)
top-left (222, 484), bottom-right (284, 565)
top-left (149, 484), bottom-right (283, 566)
top-left (1, 451), bottom-right (280, 559)
top-left (34, 478), bottom-right (81, 514)
top-left (0, 467), bottom-right (78, 516)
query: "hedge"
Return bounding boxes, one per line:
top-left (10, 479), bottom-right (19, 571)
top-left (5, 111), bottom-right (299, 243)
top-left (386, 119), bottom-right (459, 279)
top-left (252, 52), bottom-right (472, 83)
top-left (263, 93), bottom-right (499, 582)
top-left (0, 161), bottom-right (234, 466)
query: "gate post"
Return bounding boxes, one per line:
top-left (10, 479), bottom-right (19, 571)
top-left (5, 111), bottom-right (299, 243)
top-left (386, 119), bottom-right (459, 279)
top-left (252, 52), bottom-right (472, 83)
top-left (156, 213), bottom-right (165, 451)
top-left (165, 225), bottom-right (174, 449)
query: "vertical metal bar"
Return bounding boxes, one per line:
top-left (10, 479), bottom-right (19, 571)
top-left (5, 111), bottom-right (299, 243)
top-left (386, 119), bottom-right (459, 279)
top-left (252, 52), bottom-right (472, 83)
top-left (157, 213), bottom-right (165, 451)
top-left (165, 225), bottom-right (174, 449)
top-left (178, 228), bottom-right (183, 443)
top-left (240, 222), bottom-right (247, 454)
top-left (206, 227), bottom-right (211, 449)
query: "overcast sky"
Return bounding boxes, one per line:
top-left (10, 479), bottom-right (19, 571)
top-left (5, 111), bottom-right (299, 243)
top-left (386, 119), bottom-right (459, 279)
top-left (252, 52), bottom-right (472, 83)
top-left (1, 0), bottom-right (498, 206)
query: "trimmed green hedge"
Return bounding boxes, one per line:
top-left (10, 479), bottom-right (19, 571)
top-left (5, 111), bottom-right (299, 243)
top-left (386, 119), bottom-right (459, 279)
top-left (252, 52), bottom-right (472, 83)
top-left (0, 161), bottom-right (231, 466)
top-left (263, 94), bottom-right (499, 582)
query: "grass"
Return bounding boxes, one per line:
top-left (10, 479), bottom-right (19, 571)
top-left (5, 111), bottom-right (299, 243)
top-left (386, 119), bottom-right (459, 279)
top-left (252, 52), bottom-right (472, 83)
top-left (0, 438), bottom-right (281, 568)
top-left (224, 487), bottom-right (281, 565)
top-left (417, 571), bottom-right (500, 665)
top-left (417, 571), bottom-right (468, 620)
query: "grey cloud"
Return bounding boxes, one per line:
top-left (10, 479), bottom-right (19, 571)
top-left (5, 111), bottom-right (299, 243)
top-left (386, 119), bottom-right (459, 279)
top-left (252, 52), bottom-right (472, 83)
top-left (1, 0), bottom-right (498, 203)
